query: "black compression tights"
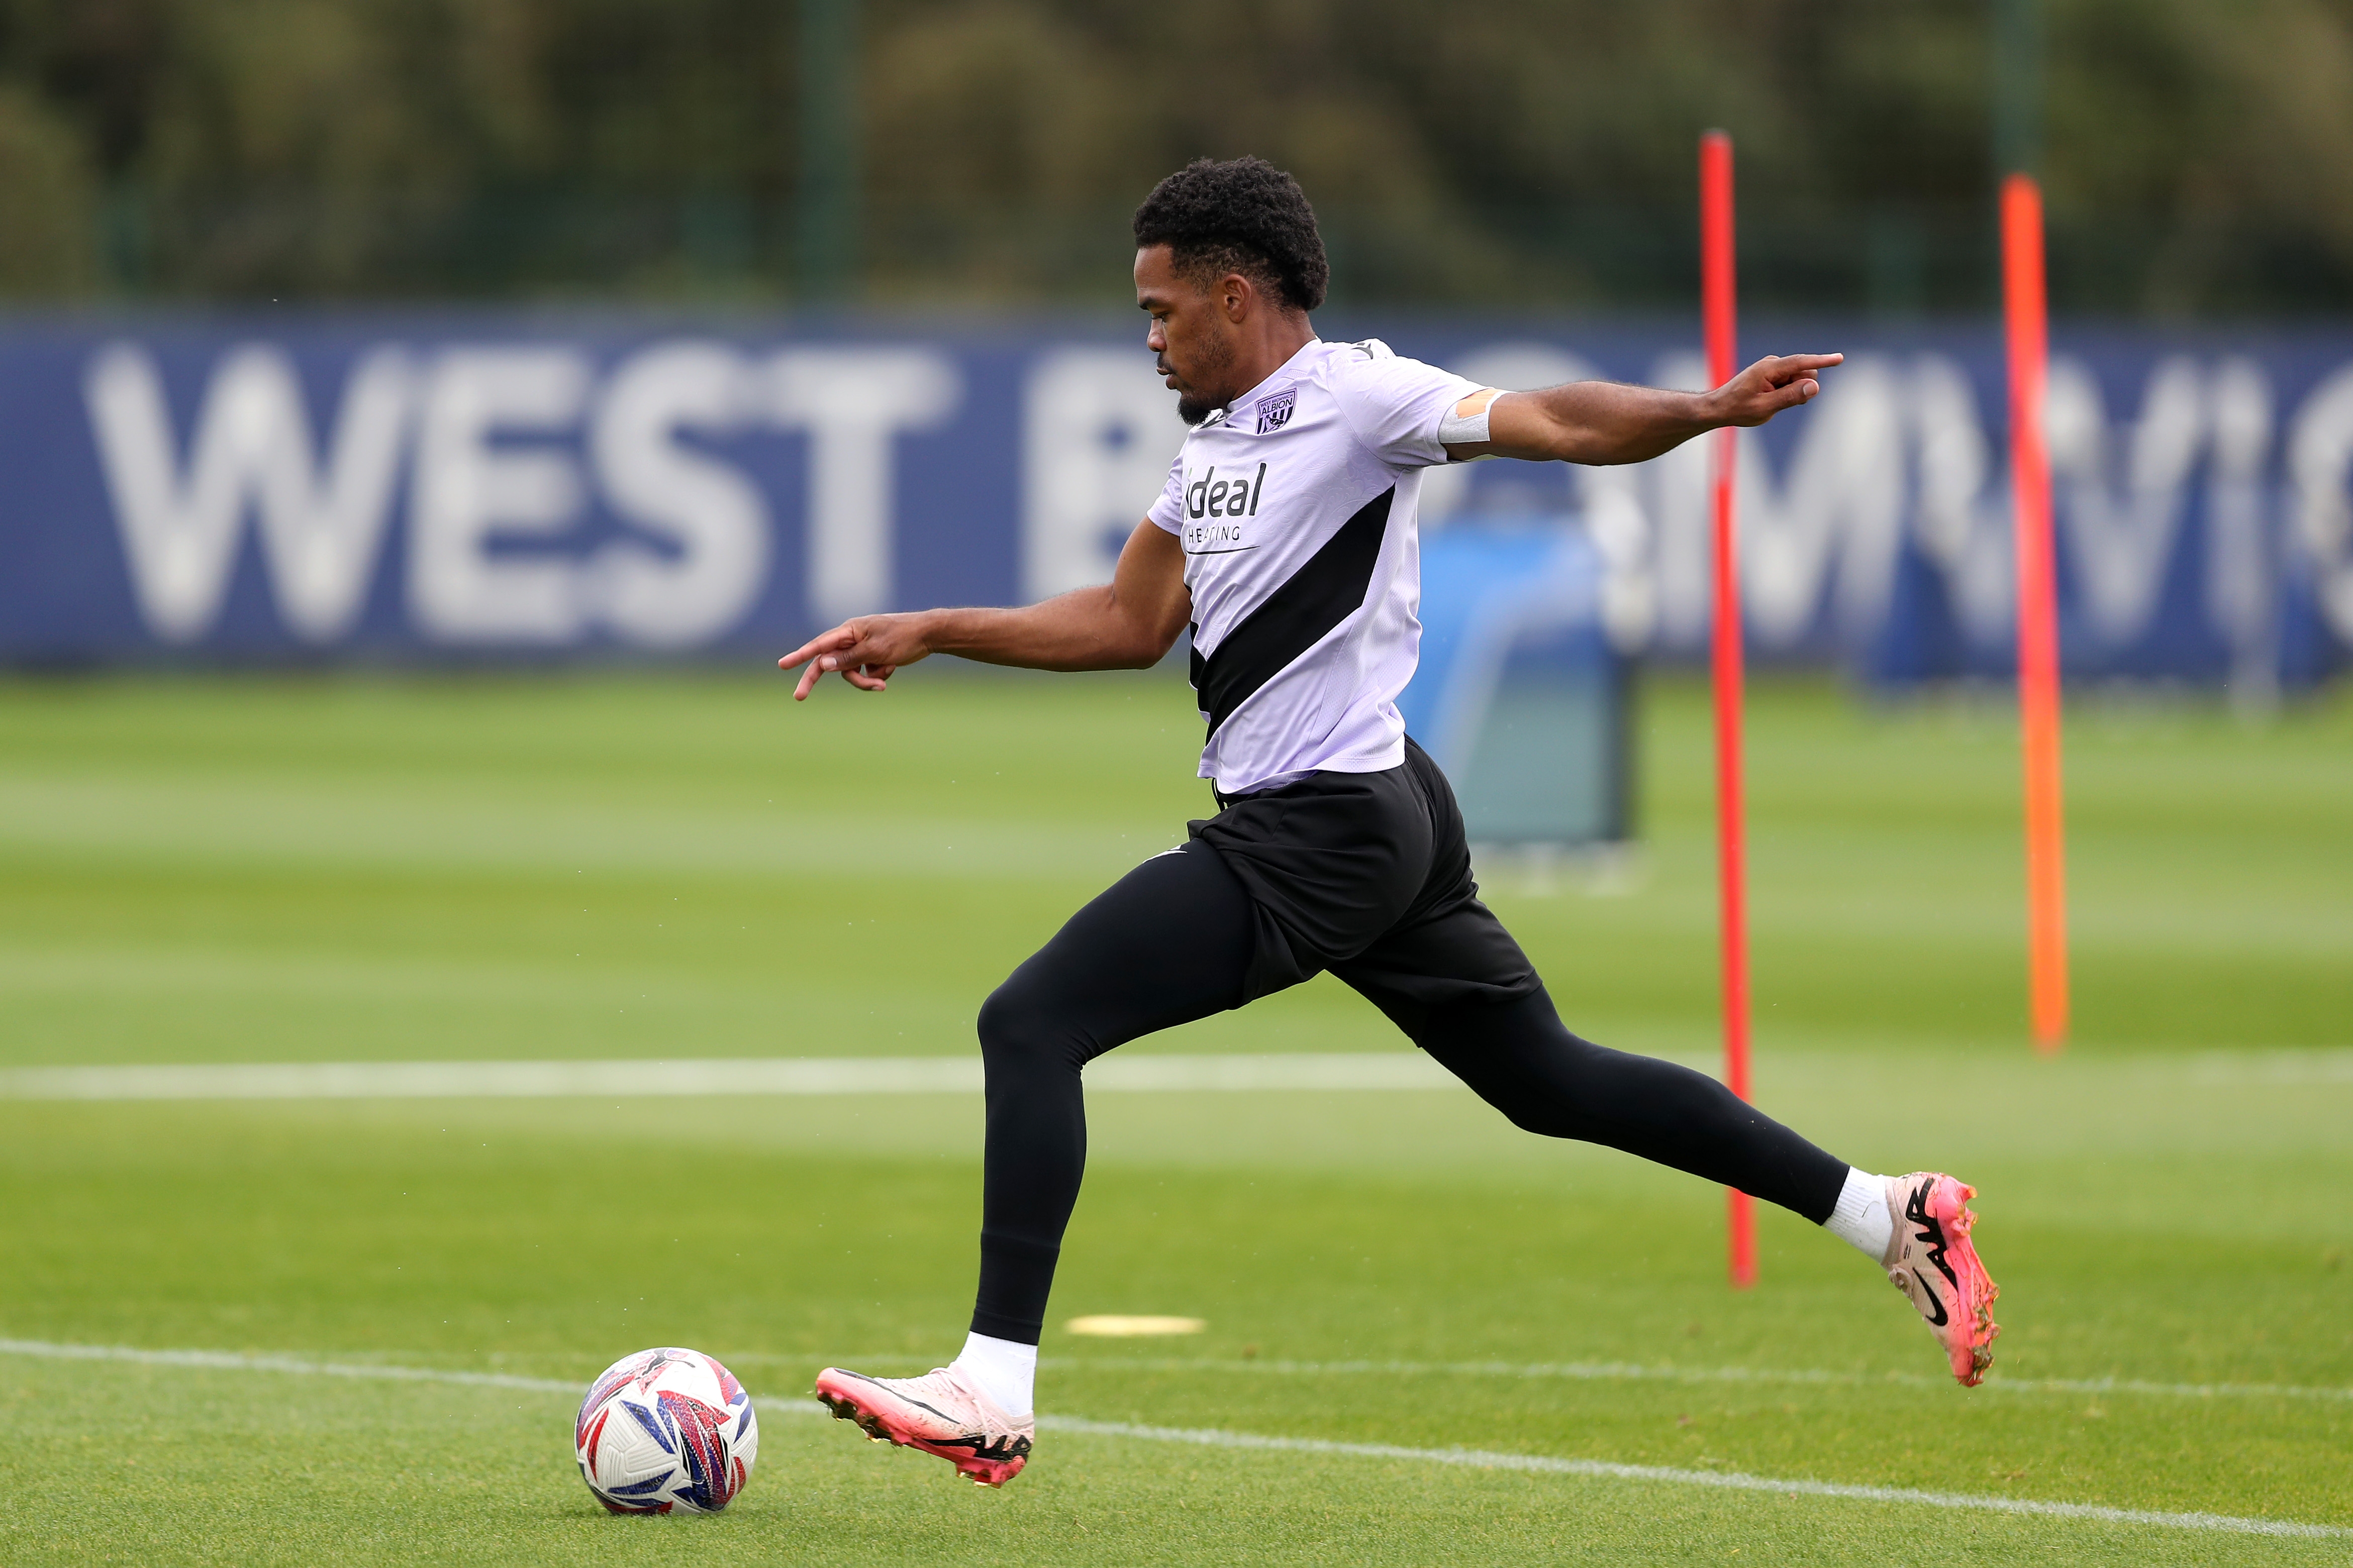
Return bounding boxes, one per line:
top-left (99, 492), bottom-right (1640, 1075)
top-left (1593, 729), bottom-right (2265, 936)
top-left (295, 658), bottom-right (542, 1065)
top-left (968, 842), bottom-right (1847, 1344)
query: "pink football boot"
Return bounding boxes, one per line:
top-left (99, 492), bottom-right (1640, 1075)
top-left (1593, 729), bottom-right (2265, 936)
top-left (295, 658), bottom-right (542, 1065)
top-left (814, 1365), bottom-right (1033, 1487)
top-left (1885, 1173), bottom-right (2001, 1386)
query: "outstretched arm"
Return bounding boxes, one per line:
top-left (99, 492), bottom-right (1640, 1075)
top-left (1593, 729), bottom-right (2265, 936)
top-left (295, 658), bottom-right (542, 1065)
top-left (777, 519), bottom-right (1191, 699)
top-left (1443, 352), bottom-right (1844, 467)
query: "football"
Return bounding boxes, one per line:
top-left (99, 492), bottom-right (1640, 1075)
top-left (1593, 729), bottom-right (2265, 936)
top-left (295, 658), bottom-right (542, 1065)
top-left (574, 1346), bottom-right (759, 1514)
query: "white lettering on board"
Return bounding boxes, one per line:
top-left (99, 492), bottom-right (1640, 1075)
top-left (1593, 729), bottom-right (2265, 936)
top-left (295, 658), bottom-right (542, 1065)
top-left (766, 347), bottom-right (962, 625)
top-left (589, 342), bottom-right (769, 647)
top-left (1020, 348), bottom-right (1186, 602)
top-left (408, 348), bottom-right (593, 643)
top-left (85, 342), bottom-right (412, 643)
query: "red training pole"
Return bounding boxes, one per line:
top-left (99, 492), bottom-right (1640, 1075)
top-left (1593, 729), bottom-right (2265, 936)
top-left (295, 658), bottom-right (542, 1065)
top-left (1700, 130), bottom-right (1754, 1288)
top-left (2001, 173), bottom-right (2071, 1055)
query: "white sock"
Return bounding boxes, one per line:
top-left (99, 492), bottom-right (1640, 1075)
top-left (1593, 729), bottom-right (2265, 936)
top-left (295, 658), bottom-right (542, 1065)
top-left (951, 1331), bottom-right (1036, 1419)
top-left (1824, 1167), bottom-right (1895, 1263)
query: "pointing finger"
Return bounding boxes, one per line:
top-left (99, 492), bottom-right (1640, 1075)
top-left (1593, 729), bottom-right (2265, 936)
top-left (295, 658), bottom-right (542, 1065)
top-left (777, 625), bottom-right (856, 672)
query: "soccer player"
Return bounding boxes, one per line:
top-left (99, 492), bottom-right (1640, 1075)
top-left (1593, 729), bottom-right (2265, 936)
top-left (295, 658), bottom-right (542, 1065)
top-left (783, 157), bottom-right (1997, 1488)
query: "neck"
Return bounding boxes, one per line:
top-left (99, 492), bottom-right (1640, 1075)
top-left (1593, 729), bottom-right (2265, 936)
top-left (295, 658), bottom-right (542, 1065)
top-left (1223, 314), bottom-right (1316, 404)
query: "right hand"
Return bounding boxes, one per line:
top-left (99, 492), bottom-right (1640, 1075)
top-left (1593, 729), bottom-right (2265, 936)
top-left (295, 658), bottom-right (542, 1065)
top-left (776, 613), bottom-right (934, 700)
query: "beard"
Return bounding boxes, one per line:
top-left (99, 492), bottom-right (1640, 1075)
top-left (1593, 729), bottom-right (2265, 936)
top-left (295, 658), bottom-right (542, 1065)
top-left (1165, 334), bottom-right (1236, 427)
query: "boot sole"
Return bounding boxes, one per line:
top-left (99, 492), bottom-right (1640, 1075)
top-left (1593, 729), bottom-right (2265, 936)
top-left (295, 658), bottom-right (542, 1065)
top-left (816, 1386), bottom-right (1027, 1488)
top-left (1938, 1182), bottom-right (2002, 1387)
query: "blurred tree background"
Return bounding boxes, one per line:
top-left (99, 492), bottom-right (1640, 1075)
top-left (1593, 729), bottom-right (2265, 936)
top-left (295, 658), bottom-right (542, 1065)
top-left (0, 0), bottom-right (2347, 313)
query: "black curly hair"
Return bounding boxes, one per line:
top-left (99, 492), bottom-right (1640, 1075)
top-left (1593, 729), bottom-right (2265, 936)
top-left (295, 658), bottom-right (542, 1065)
top-left (1132, 157), bottom-right (1329, 315)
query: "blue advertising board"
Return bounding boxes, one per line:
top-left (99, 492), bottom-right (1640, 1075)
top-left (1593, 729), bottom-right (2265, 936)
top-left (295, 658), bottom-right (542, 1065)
top-left (1404, 525), bottom-right (1628, 845)
top-left (3, 311), bottom-right (2350, 688)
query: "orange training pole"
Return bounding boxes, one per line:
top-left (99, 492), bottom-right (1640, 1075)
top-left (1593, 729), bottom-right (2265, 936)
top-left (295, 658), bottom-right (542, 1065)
top-left (1701, 130), bottom-right (1755, 1287)
top-left (2002, 173), bottom-right (2070, 1054)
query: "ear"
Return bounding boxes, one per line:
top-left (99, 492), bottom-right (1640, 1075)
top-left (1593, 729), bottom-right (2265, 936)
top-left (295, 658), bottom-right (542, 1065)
top-left (1219, 272), bottom-right (1254, 324)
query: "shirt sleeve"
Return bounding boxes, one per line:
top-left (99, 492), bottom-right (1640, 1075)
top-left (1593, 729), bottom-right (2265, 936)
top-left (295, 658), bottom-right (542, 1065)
top-left (1145, 450), bottom-right (1186, 534)
top-left (1328, 347), bottom-right (1484, 469)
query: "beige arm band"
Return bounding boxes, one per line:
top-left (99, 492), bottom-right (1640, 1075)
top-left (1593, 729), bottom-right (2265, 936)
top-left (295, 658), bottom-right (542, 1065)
top-left (1437, 387), bottom-right (1503, 447)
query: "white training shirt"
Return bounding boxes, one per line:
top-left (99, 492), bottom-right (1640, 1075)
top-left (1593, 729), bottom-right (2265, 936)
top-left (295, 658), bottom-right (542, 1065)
top-left (1147, 337), bottom-right (1479, 796)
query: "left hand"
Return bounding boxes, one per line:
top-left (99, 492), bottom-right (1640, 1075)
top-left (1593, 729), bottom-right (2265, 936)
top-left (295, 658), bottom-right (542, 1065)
top-left (1708, 353), bottom-right (1843, 428)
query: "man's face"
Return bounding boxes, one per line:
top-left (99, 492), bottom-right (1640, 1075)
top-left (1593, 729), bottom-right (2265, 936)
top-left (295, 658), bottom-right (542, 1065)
top-left (1135, 244), bottom-right (1238, 426)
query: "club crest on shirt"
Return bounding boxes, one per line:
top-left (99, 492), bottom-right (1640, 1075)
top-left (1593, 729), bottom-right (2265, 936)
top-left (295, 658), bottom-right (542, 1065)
top-left (1254, 389), bottom-right (1296, 434)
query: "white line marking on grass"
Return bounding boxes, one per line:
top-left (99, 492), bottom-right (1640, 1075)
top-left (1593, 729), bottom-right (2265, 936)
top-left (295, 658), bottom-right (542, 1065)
top-left (0, 1053), bottom-right (1457, 1101)
top-left (17, 1051), bottom-right (2351, 1102)
top-left (2187, 1049), bottom-right (2353, 1085)
top-left (25, 1337), bottom-right (2330, 1411)
top-left (0, 1338), bottom-right (2340, 1540)
top-left (0, 1337), bottom-right (581, 1395)
top-left (1043, 1354), bottom-right (2353, 1405)
top-left (1036, 1415), bottom-right (2352, 1540)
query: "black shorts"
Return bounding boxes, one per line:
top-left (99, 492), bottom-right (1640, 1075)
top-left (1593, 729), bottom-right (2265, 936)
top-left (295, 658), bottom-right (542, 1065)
top-left (968, 733), bottom-right (1850, 1339)
top-left (1188, 737), bottom-right (1543, 1028)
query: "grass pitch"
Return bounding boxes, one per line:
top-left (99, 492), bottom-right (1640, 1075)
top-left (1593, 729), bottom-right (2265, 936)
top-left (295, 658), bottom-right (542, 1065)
top-left (1, 668), bottom-right (2348, 1564)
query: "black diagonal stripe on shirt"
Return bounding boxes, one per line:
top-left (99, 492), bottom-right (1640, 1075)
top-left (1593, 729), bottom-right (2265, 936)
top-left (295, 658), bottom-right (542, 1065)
top-left (1192, 485), bottom-right (1394, 739)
